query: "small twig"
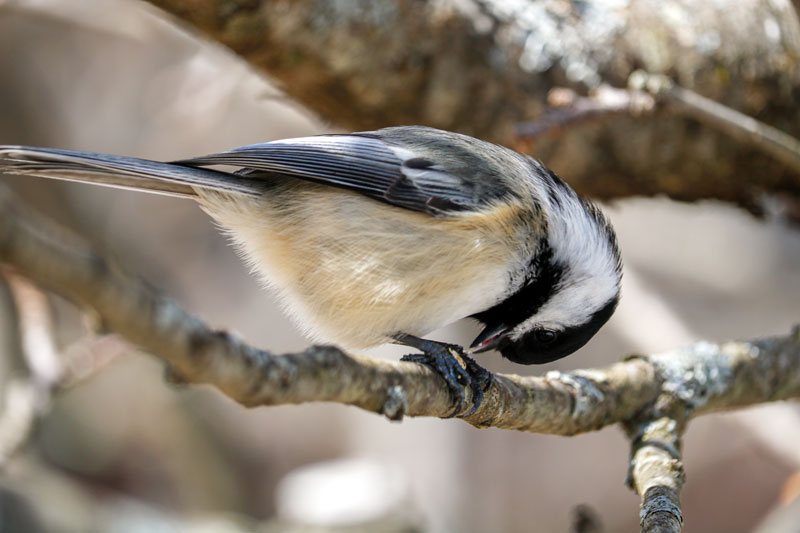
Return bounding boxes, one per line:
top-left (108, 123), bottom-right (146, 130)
top-left (3, 270), bottom-right (63, 387)
top-left (59, 334), bottom-right (129, 388)
top-left (0, 379), bottom-right (40, 465)
top-left (516, 85), bottom-right (656, 140)
top-left (628, 71), bottom-right (800, 176)
top-left (0, 270), bottom-right (127, 466)
top-left (627, 417), bottom-right (685, 533)
top-left (517, 72), bottom-right (800, 177)
top-left (0, 270), bottom-right (62, 465)
top-left (571, 503), bottom-right (603, 533)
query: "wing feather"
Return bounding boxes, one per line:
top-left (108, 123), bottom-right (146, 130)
top-left (177, 134), bottom-right (482, 215)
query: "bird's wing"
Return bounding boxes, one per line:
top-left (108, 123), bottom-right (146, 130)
top-left (175, 132), bottom-right (509, 216)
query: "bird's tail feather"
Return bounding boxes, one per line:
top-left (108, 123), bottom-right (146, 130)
top-left (0, 146), bottom-right (264, 198)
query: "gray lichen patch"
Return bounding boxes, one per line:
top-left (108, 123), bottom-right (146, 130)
top-left (381, 385), bottom-right (408, 421)
top-left (649, 341), bottom-right (737, 410)
top-left (481, 0), bottom-right (627, 87)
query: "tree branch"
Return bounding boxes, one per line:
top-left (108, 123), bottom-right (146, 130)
top-left (0, 268), bottom-right (127, 467)
top-left (518, 76), bottom-right (800, 177)
top-left (628, 417), bottom-right (685, 533)
top-left (665, 85), bottom-right (800, 177)
top-left (142, 0), bottom-right (800, 211)
top-left (0, 184), bottom-right (798, 435)
top-left (0, 270), bottom-right (61, 466)
top-left (0, 185), bottom-right (799, 531)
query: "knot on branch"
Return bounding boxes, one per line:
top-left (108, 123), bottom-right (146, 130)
top-left (545, 369), bottom-right (606, 417)
top-left (628, 418), bottom-right (682, 462)
top-left (303, 344), bottom-right (349, 368)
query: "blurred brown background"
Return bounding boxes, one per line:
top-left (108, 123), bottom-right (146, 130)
top-left (0, 1), bottom-right (799, 532)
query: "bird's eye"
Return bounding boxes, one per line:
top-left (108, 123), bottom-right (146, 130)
top-left (534, 329), bottom-right (558, 344)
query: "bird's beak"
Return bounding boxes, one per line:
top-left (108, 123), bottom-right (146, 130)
top-left (469, 324), bottom-right (510, 354)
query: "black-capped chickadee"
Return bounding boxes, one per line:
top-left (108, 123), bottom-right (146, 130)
top-left (0, 126), bottom-right (621, 413)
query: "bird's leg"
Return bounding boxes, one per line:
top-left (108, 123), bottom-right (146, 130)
top-left (393, 334), bottom-right (493, 416)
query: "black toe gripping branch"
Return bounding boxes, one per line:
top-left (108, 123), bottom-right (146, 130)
top-left (394, 334), bottom-right (493, 416)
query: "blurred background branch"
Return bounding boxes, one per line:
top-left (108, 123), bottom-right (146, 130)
top-left (0, 271), bottom-right (60, 467)
top-left (146, 0), bottom-right (800, 215)
top-left (518, 74), bottom-right (800, 176)
top-left (0, 269), bottom-right (127, 468)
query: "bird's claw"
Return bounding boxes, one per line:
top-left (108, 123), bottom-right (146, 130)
top-left (401, 343), bottom-right (492, 417)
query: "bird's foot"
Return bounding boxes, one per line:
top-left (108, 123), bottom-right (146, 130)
top-left (400, 340), bottom-right (492, 417)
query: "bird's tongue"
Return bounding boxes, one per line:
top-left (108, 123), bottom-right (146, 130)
top-left (469, 324), bottom-right (509, 354)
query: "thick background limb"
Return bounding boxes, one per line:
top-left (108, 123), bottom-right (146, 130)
top-left (145, 0), bottom-right (800, 212)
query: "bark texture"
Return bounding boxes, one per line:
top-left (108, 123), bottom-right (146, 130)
top-left (145, 0), bottom-right (800, 212)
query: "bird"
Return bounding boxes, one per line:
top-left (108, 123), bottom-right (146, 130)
top-left (0, 126), bottom-right (622, 415)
